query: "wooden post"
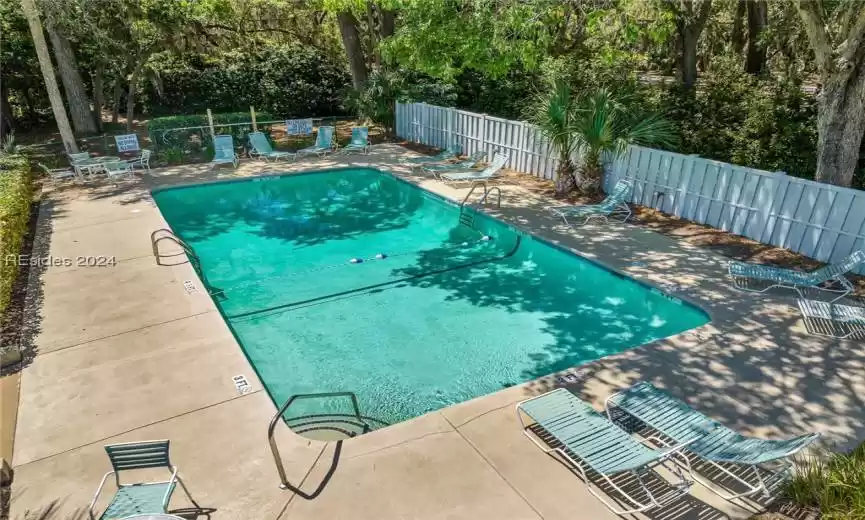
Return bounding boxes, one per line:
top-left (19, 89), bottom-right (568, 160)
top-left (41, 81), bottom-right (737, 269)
top-left (250, 106), bottom-right (257, 132)
top-left (206, 108), bottom-right (216, 139)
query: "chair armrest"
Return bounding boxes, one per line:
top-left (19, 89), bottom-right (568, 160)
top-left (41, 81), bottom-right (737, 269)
top-left (88, 471), bottom-right (116, 520)
top-left (164, 466), bottom-right (179, 509)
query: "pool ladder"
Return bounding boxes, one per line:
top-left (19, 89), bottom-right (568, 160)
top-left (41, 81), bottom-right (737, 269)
top-left (151, 228), bottom-right (222, 297)
top-left (459, 181), bottom-right (502, 229)
top-left (268, 392), bottom-right (386, 491)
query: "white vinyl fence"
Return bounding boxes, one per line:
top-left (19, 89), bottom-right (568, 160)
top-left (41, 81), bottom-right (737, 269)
top-left (396, 101), bottom-right (865, 271)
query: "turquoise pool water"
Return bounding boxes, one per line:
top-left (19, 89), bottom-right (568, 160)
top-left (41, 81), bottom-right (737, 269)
top-left (153, 168), bottom-right (709, 426)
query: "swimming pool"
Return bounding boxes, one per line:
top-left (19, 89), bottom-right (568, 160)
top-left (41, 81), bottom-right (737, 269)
top-left (153, 168), bottom-right (709, 428)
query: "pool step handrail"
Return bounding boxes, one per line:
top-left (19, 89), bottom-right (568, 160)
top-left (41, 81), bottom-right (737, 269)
top-left (151, 228), bottom-right (225, 298)
top-left (151, 228), bottom-right (201, 269)
top-left (268, 391), bottom-right (372, 490)
top-left (459, 181), bottom-right (501, 230)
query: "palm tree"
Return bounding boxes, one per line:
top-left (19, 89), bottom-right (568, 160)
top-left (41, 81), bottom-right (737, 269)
top-left (526, 81), bottom-right (581, 196)
top-left (19, 0), bottom-right (78, 153)
top-left (528, 82), bottom-right (677, 196)
top-left (571, 88), bottom-right (677, 193)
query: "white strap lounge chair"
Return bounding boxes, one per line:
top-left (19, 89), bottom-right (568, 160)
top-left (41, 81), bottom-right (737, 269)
top-left (438, 152), bottom-right (508, 182)
top-left (400, 143), bottom-right (461, 165)
top-left (797, 298), bottom-right (865, 338)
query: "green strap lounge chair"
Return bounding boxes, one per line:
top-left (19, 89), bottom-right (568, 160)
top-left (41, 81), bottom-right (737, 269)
top-left (728, 249), bottom-right (865, 302)
top-left (549, 179), bottom-right (634, 226)
top-left (420, 151), bottom-right (486, 174)
top-left (212, 134), bottom-right (239, 168)
top-left (605, 381), bottom-right (820, 500)
top-left (102, 160), bottom-right (135, 184)
top-left (88, 440), bottom-right (200, 520)
top-left (438, 152), bottom-right (508, 183)
top-left (248, 131), bottom-right (295, 162)
top-left (797, 298), bottom-right (865, 338)
top-left (341, 127), bottom-right (371, 154)
top-left (401, 143), bottom-right (461, 165)
top-left (297, 126), bottom-right (336, 157)
top-left (39, 163), bottom-right (77, 184)
top-left (517, 388), bottom-right (695, 515)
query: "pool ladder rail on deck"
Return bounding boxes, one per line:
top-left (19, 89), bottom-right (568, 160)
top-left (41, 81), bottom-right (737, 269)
top-left (151, 228), bottom-right (223, 297)
top-left (268, 392), bottom-right (386, 491)
top-left (459, 181), bottom-right (502, 229)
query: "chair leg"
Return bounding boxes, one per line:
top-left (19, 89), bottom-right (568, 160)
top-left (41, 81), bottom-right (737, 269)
top-left (176, 475), bottom-right (201, 509)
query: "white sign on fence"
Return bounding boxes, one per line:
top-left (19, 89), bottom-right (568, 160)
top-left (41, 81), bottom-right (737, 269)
top-left (114, 134), bottom-right (140, 152)
top-left (395, 101), bottom-right (865, 272)
top-left (285, 118), bottom-right (313, 136)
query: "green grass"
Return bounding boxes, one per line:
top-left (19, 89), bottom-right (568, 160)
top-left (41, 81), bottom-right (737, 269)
top-left (783, 441), bottom-right (865, 519)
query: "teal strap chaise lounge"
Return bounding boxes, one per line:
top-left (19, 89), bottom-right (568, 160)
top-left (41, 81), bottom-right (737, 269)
top-left (728, 249), bottom-right (865, 301)
top-left (298, 125), bottom-right (336, 157)
top-left (517, 388), bottom-right (696, 515)
top-left (421, 151), bottom-right (486, 174)
top-left (548, 178), bottom-right (634, 226)
top-left (401, 143), bottom-right (461, 165)
top-left (341, 127), bottom-right (371, 154)
top-left (605, 381), bottom-right (820, 500)
top-left (88, 440), bottom-right (200, 520)
top-left (438, 152), bottom-right (508, 182)
top-left (211, 134), bottom-right (239, 168)
top-left (248, 131), bottom-right (296, 162)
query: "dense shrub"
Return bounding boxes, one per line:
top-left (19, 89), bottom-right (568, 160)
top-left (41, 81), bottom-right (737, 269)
top-left (0, 154), bottom-right (32, 317)
top-left (784, 441), bottom-right (865, 519)
top-left (658, 60), bottom-right (818, 179)
top-left (143, 45), bottom-right (350, 117)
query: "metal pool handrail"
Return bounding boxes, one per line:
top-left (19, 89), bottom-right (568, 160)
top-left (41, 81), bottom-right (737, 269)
top-left (268, 391), bottom-right (369, 490)
top-left (461, 181), bottom-right (502, 209)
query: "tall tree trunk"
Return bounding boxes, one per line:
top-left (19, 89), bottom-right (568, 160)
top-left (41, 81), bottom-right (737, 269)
top-left (674, 0), bottom-right (713, 90)
top-left (796, 2), bottom-right (865, 187)
top-left (111, 81), bottom-right (122, 124)
top-left (367, 4), bottom-right (380, 70)
top-left (731, 0), bottom-right (746, 54)
top-left (0, 84), bottom-right (12, 142)
top-left (813, 66), bottom-right (865, 186)
top-left (92, 63), bottom-right (104, 131)
top-left (45, 20), bottom-right (96, 134)
top-left (379, 9), bottom-right (396, 39)
top-left (679, 24), bottom-right (700, 88)
top-left (19, 0), bottom-right (77, 153)
top-left (126, 60), bottom-right (144, 132)
top-left (337, 11), bottom-right (368, 89)
top-left (745, 0), bottom-right (768, 74)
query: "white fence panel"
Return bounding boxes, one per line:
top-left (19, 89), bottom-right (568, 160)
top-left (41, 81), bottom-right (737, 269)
top-left (395, 101), bottom-right (865, 272)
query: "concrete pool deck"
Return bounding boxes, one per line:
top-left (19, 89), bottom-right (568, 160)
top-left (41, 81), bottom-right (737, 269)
top-left (5, 143), bottom-right (863, 519)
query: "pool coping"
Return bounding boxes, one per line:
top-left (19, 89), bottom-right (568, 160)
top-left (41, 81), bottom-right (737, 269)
top-left (148, 164), bottom-right (715, 434)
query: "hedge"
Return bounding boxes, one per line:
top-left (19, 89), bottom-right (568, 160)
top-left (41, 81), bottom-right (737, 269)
top-left (0, 154), bottom-right (32, 317)
top-left (142, 45), bottom-right (350, 117)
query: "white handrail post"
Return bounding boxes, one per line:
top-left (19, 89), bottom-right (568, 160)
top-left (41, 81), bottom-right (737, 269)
top-left (250, 106), bottom-right (258, 132)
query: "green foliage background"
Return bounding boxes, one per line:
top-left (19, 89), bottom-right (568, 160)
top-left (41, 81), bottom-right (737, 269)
top-left (141, 46), bottom-right (350, 117)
